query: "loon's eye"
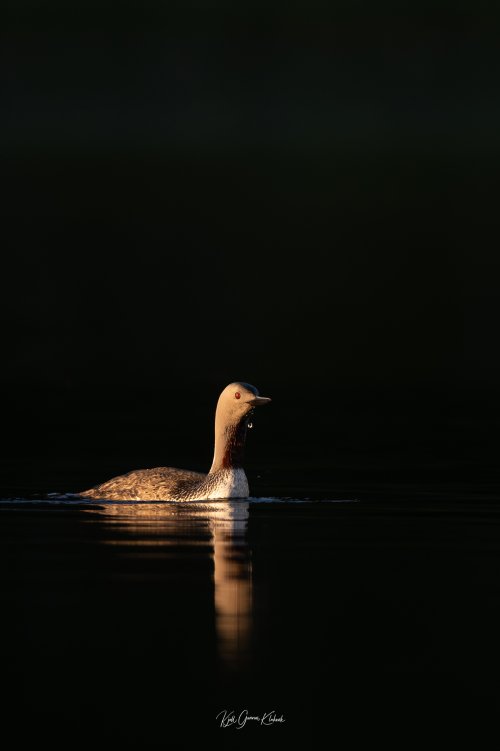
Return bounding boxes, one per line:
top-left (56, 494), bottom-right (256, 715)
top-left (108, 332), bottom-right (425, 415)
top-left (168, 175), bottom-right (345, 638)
top-left (235, 392), bottom-right (241, 399)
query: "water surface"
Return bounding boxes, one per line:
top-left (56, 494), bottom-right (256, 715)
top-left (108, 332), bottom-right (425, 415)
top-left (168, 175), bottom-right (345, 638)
top-left (1, 492), bottom-right (499, 745)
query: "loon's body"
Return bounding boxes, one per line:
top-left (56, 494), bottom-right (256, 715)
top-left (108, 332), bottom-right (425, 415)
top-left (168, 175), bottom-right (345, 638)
top-left (79, 382), bottom-right (270, 501)
top-left (80, 467), bottom-right (249, 502)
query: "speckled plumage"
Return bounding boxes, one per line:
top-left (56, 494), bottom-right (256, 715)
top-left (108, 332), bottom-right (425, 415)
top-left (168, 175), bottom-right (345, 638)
top-left (77, 382), bottom-right (270, 502)
top-left (80, 467), bottom-right (249, 502)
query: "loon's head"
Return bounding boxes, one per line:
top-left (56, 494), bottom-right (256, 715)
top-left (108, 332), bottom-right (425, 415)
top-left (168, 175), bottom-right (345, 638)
top-left (210, 382), bottom-right (271, 473)
top-left (216, 382), bottom-right (271, 425)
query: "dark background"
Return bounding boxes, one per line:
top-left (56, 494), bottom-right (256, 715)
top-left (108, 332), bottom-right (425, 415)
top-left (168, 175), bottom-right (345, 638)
top-left (2, 1), bottom-right (499, 496)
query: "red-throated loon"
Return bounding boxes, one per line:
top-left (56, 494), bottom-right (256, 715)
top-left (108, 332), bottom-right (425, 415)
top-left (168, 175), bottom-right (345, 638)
top-left (78, 382), bottom-right (271, 501)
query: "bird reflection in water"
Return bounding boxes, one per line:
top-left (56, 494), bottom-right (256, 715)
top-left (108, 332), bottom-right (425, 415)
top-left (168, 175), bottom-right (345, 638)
top-left (209, 501), bottom-right (251, 667)
top-left (83, 500), bottom-right (252, 667)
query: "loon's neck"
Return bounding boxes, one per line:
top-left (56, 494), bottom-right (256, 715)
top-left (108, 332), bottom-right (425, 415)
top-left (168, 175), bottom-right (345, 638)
top-left (209, 416), bottom-right (248, 474)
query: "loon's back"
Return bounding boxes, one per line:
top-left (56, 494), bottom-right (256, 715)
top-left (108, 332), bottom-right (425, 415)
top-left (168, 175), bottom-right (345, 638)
top-left (80, 467), bottom-right (206, 501)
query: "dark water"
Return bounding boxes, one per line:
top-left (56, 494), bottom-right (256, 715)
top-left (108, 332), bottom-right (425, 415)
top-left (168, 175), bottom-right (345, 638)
top-left (1, 486), bottom-right (500, 746)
